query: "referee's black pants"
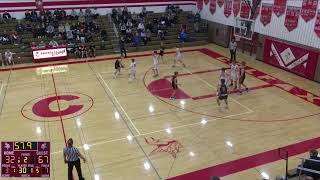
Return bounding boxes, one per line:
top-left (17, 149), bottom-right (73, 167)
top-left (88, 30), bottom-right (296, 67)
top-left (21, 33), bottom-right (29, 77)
top-left (68, 159), bottom-right (84, 180)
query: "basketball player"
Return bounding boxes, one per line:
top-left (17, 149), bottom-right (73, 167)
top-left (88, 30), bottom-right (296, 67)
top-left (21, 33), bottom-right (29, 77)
top-left (238, 61), bottom-right (248, 94)
top-left (170, 71), bottom-right (179, 99)
top-left (113, 58), bottom-right (123, 79)
top-left (159, 45), bottom-right (165, 63)
top-left (219, 68), bottom-right (229, 85)
top-left (216, 79), bottom-right (229, 110)
top-left (128, 58), bottom-right (137, 81)
top-left (152, 51), bottom-right (160, 77)
top-left (230, 60), bottom-right (238, 89)
top-left (173, 46), bottom-right (186, 68)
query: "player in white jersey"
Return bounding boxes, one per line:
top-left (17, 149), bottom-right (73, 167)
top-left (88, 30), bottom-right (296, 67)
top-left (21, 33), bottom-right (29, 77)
top-left (173, 46), bottom-right (186, 68)
top-left (219, 68), bottom-right (229, 85)
top-left (152, 51), bottom-right (159, 77)
top-left (128, 58), bottom-right (137, 81)
top-left (230, 60), bottom-right (238, 89)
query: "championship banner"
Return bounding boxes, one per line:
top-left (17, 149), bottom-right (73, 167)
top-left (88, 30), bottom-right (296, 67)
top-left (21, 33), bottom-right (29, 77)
top-left (284, 6), bottom-right (300, 32)
top-left (233, 0), bottom-right (241, 17)
top-left (197, 0), bottom-right (203, 10)
top-left (35, 0), bottom-right (43, 11)
top-left (210, 0), bottom-right (217, 14)
top-left (263, 38), bottom-right (319, 80)
top-left (252, 0), bottom-right (261, 20)
top-left (273, 0), bottom-right (287, 17)
top-left (301, 0), bottom-right (318, 22)
top-left (315, 10), bottom-right (320, 38)
top-left (217, 0), bottom-right (224, 7)
top-left (260, 3), bottom-right (273, 26)
top-left (204, 0), bottom-right (209, 5)
top-left (224, 0), bottom-right (233, 17)
top-left (240, 0), bottom-right (250, 19)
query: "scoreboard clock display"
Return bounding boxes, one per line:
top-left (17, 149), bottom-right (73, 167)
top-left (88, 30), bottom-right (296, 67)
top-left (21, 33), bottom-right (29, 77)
top-left (1, 141), bottom-right (50, 177)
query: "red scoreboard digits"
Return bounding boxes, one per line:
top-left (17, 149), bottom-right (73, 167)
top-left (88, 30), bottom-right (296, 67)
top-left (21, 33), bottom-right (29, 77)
top-left (1, 141), bottom-right (50, 177)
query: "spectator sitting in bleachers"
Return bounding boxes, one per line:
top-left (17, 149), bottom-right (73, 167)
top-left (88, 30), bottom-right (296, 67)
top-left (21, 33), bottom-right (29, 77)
top-left (66, 30), bottom-right (74, 43)
top-left (141, 6), bottom-right (147, 16)
top-left (79, 44), bottom-right (88, 58)
top-left (146, 29), bottom-right (152, 42)
top-left (46, 24), bottom-right (55, 38)
top-left (140, 31), bottom-right (147, 46)
top-left (10, 31), bottom-right (21, 45)
top-left (58, 24), bottom-right (65, 37)
top-left (85, 30), bottom-right (94, 42)
top-left (126, 20), bottom-right (133, 29)
top-left (138, 22), bottom-right (145, 32)
top-left (92, 8), bottom-right (99, 19)
top-left (60, 9), bottom-right (67, 20)
top-left (31, 10), bottom-right (38, 22)
top-left (49, 39), bottom-right (59, 47)
top-left (25, 10), bottom-right (31, 21)
top-left (0, 31), bottom-right (11, 45)
top-left (85, 8), bottom-right (92, 18)
top-left (132, 32), bottom-right (141, 47)
top-left (31, 42), bottom-right (37, 48)
top-left (3, 11), bottom-right (12, 21)
top-left (16, 22), bottom-right (25, 34)
top-left (125, 28), bottom-right (132, 43)
top-left (79, 9), bottom-right (84, 17)
top-left (70, 9), bottom-right (78, 20)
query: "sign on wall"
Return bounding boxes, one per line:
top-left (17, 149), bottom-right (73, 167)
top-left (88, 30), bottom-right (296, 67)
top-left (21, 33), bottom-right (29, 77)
top-left (263, 38), bottom-right (319, 80)
top-left (315, 10), bottom-right (320, 38)
top-left (224, 0), bottom-right (233, 17)
top-left (240, 0), bottom-right (251, 19)
top-left (260, 3), bottom-right (273, 26)
top-left (33, 48), bottom-right (67, 60)
top-left (197, 0), bottom-right (203, 11)
top-left (217, 0), bottom-right (224, 7)
top-left (233, 0), bottom-right (241, 17)
top-left (273, 0), bottom-right (287, 17)
top-left (284, 6), bottom-right (300, 32)
top-left (301, 0), bottom-right (318, 22)
top-left (210, 0), bottom-right (217, 14)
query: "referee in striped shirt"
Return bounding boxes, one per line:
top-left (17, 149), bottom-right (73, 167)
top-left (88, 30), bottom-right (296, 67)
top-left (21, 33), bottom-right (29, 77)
top-left (63, 138), bottom-right (86, 180)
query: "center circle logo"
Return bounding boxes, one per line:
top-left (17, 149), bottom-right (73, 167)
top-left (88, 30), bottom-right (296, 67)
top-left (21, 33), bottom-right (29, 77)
top-left (21, 92), bottom-right (94, 122)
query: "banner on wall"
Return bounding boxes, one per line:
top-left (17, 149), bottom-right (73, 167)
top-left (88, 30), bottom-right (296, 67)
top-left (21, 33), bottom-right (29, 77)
top-left (263, 39), bottom-right (319, 80)
top-left (252, 0), bottom-right (261, 20)
top-left (35, 0), bottom-right (43, 11)
top-left (233, 0), bottom-right (241, 17)
top-left (217, 0), bottom-right (224, 7)
top-left (204, 0), bottom-right (209, 5)
top-left (260, 3), bottom-right (273, 26)
top-left (273, 0), bottom-right (287, 17)
top-left (240, 0), bottom-right (250, 19)
top-left (284, 6), bottom-right (300, 32)
top-left (224, 0), bottom-right (232, 17)
top-left (301, 0), bottom-right (318, 22)
top-left (315, 10), bottom-right (320, 38)
top-left (210, 0), bottom-right (217, 14)
top-left (197, 0), bottom-right (203, 10)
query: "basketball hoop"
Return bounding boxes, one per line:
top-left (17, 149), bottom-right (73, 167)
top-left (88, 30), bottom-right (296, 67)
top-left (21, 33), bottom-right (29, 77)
top-left (234, 18), bottom-right (255, 40)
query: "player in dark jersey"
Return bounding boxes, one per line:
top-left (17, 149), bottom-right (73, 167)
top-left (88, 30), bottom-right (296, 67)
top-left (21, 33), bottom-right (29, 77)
top-left (113, 58), bottom-right (123, 78)
top-left (238, 61), bottom-right (248, 94)
top-left (170, 71), bottom-right (179, 99)
top-left (216, 79), bottom-right (229, 110)
top-left (159, 45), bottom-right (165, 63)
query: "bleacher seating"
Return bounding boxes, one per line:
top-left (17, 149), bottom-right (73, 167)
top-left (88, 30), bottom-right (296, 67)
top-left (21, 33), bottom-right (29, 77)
top-left (0, 10), bottom-right (208, 65)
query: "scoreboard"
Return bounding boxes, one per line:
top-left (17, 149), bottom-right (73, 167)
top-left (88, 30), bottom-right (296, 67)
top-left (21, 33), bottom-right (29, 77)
top-left (1, 141), bottom-right (50, 177)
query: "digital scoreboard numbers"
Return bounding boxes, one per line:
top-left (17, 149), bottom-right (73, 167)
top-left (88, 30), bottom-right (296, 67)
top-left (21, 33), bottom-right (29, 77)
top-left (1, 141), bottom-right (50, 178)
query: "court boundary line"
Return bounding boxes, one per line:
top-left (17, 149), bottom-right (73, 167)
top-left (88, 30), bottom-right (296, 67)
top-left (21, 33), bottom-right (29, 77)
top-left (97, 73), bottom-right (141, 135)
top-left (50, 110), bottom-right (253, 155)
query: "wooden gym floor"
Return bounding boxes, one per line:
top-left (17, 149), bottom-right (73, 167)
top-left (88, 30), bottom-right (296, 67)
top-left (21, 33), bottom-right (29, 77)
top-left (0, 44), bottom-right (319, 180)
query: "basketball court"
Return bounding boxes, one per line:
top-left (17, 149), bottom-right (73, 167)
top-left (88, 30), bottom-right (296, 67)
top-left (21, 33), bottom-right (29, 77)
top-left (0, 44), bottom-right (320, 180)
